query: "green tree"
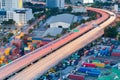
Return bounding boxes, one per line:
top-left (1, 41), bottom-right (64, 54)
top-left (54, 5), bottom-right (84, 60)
top-left (8, 27), bottom-right (11, 30)
top-left (116, 21), bottom-right (120, 28)
top-left (104, 27), bottom-right (118, 38)
top-left (15, 28), bottom-right (17, 30)
top-left (80, 19), bottom-right (86, 24)
top-left (34, 13), bottom-right (43, 19)
top-left (65, 0), bottom-right (71, 4)
top-left (28, 29), bottom-right (33, 33)
top-left (70, 22), bottom-right (80, 30)
top-left (7, 33), bottom-right (14, 38)
top-left (1, 19), bottom-right (15, 25)
top-left (27, 18), bottom-right (34, 25)
top-left (117, 33), bottom-right (120, 41)
top-left (2, 37), bottom-right (7, 42)
top-left (8, 19), bottom-right (15, 24)
top-left (66, 6), bottom-right (73, 12)
top-left (46, 33), bottom-right (53, 37)
top-left (23, 2), bottom-right (33, 7)
top-left (3, 27), bottom-right (6, 30)
top-left (55, 34), bottom-right (61, 39)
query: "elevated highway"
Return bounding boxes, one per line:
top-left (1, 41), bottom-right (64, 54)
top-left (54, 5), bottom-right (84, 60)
top-left (0, 7), bottom-right (116, 80)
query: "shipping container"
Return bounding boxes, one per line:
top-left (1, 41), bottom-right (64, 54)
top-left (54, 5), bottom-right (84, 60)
top-left (0, 60), bottom-right (3, 65)
top-left (112, 49), bottom-right (120, 53)
top-left (9, 46), bottom-right (16, 55)
top-left (32, 40), bottom-right (41, 43)
top-left (68, 74), bottom-right (85, 80)
top-left (87, 71), bottom-right (100, 77)
top-left (82, 63), bottom-right (96, 67)
top-left (104, 61), bottom-right (110, 64)
top-left (11, 39), bottom-right (23, 49)
top-left (28, 44), bottom-right (35, 51)
top-left (15, 32), bottom-right (24, 39)
top-left (78, 67), bottom-right (100, 73)
top-left (27, 37), bottom-right (32, 40)
top-left (5, 48), bottom-right (11, 56)
top-left (0, 55), bottom-right (5, 61)
top-left (40, 42), bottom-right (49, 46)
top-left (27, 40), bottom-right (32, 42)
top-left (92, 60), bottom-right (100, 63)
top-left (92, 62), bottom-right (105, 68)
top-left (111, 52), bottom-right (120, 57)
top-left (32, 37), bottom-right (43, 40)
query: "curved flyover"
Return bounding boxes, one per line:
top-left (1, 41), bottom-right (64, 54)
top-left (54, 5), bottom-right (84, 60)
top-left (0, 7), bottom-right (116, 80)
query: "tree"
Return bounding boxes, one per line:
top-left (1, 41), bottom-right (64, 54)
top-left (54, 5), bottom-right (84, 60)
top-left (116, 21), bottom-right (120, 28)
top-left (23, 2), bottom-right (33, 7)
top-left (3, 27), bottom-right (6, 30)
top-left (2, 37), bottom-right (7, 42)
top-left (70, 22), bottom-right (80, 30)
top-left (80, 19), bottom-right (86, 24)
top-left (8, 27), bottom-right (11, 30)
top-left (20, 28), bottom-right (23, 31)
top-left (104, 27), bottom-right (118, 38)
top-left (66, 6), bottom-right (73, 12)
top-left (8, 19), bottom-right (15, 24)
top-left (7, 33), bottom-right (14, 38)
top-left (28, 29), bottom-right (33, 34)
top-left (65, 0), bottom-right (71, 4)
top-left (27, 18), bottom-right (34, 25)
top-left (117, 33), bottom-right (120, 41)
top-left (15, 28), bottom-right (17, 30)
top-left (55, 34), bottom-right (61, 39)
top-left (46, 33), bottom-right (53, 37)
top-left (34, 12), bottom-right (44, 19)
top-left (2, 21), bottom-right (8, 25)
top-left (1, 19), bottom-right (15, 25)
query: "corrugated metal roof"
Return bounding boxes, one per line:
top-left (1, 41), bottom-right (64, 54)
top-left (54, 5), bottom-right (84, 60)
top-left (42, 27), bottom-right (63, 37)
top-left (45, 13), bottom-right (78, 24)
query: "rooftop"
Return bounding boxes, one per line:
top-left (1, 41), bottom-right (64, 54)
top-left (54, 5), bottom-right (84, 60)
top-left (45, 13), bottom-right (79, 25)
top-left (42, 27), bottom-right (63, 37)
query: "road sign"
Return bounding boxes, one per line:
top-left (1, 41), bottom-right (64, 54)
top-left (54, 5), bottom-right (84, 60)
top-left (73, 29), bottom-right (79, 32)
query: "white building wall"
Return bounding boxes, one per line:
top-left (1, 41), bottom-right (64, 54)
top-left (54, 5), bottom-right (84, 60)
top-left (58, 0), bottom-right (65, 9)
top-left (26, 9), bottom-right (33, 21)
top-left (6, 11), bottom-right (13, 21)
top-left (114, 4), bottom-right (118, 12)
top-left (83, 0), bottom-right (94, 3)
top-left (13, 8), bottom-right (33, 25)
top-left (72, 7), bottom-right (87, 13)
top-left (50, 22), bottom-right (70, 28)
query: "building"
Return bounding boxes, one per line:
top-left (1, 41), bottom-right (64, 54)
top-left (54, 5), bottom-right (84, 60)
top-left (0, 0), bottom-right (34, 25)
top-left (44, 13), bottom-right (78, 28)
top-left (0, 8), bottom-right (33, 25)
top-left (46, 0), bottom-right (64, 9)
top-left (72, 6), bottom-right (87, 13)
top-left (83, 0), bottom-right (94, 3)
top-left (114, 4), bottom-right (119, 13)
top-left (0, 9), bottom-right (6, 22)
top-left (13, 8), bottom-right (33, 25)
top-left (112, 0), bottom-right (120, 3)
top-left (0, 0), bottom-right (23, 10)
